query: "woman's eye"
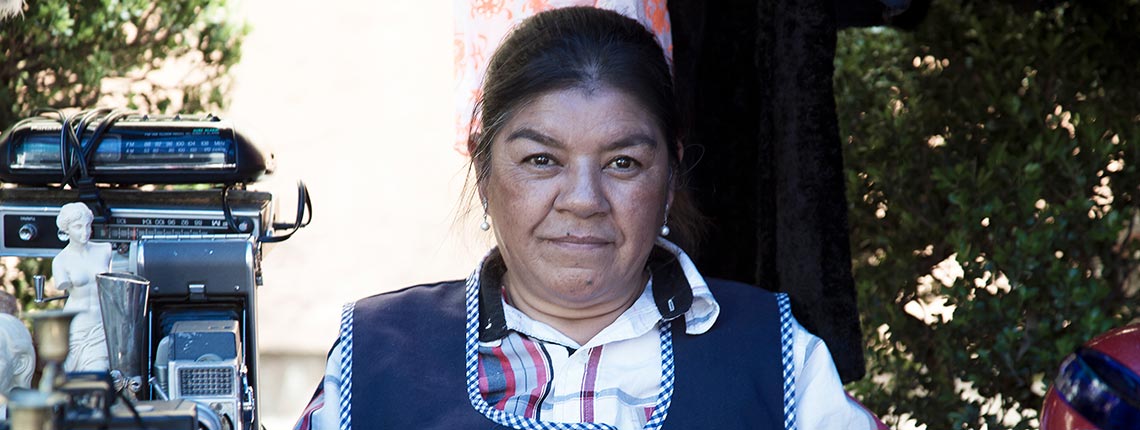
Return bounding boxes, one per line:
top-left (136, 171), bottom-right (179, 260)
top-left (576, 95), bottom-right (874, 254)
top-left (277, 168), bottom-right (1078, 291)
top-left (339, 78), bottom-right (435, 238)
top-left (608, 156), bottom-right (639, 170)
top-left (523, 154), bottom-right (554, 166)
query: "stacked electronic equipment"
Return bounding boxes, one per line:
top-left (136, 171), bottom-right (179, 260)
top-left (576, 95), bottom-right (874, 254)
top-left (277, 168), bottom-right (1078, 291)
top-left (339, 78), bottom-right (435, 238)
top-left (0, 109), bottom-right (310, 430)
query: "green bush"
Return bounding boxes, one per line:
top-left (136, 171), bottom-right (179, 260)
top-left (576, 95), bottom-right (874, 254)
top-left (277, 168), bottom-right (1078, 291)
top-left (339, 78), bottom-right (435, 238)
top-left (0, 0), bottom-right (246, 128)
top-left (836, 0), bottom-right (1140, 428)
top-left (0, 0), bottom-right (245, 311)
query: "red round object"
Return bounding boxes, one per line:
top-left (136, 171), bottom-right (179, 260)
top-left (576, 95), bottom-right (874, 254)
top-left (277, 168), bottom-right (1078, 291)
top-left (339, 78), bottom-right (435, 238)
top-left (1041, 324), bottom-right (1140, 430)
top-left (1042, 386), bottom-right (1100, 430)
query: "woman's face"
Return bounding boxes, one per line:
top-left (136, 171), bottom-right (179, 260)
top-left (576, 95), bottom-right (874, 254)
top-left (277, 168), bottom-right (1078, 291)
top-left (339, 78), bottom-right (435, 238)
top-left (483, 87), bottom-right (673, 310)
top-left (64, 218), bottom-right (91, 245)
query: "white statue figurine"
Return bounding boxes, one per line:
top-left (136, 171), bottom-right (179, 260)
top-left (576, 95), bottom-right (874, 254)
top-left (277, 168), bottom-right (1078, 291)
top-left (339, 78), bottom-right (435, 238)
top-left (52, 202), bottom-right (114, 372)
top-left (0, 312), bottom-right (35, 419)
top-left (0, 313), bottom-right (34, 394)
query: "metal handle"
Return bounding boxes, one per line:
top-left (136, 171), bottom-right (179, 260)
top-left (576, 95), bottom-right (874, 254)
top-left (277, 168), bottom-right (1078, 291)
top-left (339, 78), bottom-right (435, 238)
top-left (34, 275), bottom-right (45, 303)
top-left (33, 275), bottom-right (69, 304)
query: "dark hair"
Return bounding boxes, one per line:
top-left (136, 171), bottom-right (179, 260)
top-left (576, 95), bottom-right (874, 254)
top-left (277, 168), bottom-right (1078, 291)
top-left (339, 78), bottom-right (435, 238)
top-left (467, 6), bottom-right (704, 254)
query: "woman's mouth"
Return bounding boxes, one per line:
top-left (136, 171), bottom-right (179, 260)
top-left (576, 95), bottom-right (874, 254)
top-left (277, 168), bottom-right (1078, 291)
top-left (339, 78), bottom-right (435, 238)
top-left (545, 234), bottom-right (612, 247)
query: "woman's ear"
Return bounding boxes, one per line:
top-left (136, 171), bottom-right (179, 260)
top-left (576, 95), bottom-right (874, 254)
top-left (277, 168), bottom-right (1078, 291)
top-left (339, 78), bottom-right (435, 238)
top-left (675, 143), bottom-right (685, 169)
top-left (668, 143), bottom-right (684, 206)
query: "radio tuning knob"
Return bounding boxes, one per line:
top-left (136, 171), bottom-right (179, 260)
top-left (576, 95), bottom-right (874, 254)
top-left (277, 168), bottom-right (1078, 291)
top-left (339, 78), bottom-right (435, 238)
top-left (17, 224), bottom-right (37, 241)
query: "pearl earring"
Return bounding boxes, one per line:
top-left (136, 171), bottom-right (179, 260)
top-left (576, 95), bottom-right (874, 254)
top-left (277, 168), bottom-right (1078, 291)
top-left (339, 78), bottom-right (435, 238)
top-left (660, 206), bottom-right (670, 236)
top-left (480, 199), bottom-right (491, 231)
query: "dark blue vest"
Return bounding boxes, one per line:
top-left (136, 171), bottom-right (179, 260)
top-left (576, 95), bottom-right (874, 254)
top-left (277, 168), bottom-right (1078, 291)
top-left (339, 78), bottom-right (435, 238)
top-left (348, 278), bottom-right (785, 429)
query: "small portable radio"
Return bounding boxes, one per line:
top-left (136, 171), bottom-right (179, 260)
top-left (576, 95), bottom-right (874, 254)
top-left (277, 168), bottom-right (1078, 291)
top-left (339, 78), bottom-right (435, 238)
top-left (0, 114), bottom-right (273, 185)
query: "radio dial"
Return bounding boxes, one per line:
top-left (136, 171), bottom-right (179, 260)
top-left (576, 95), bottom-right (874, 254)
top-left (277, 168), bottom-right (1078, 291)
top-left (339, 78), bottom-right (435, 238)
top-left (17, 224), bottom-right (36, 241)
top-left (236, 218), bottom-right (252, 233)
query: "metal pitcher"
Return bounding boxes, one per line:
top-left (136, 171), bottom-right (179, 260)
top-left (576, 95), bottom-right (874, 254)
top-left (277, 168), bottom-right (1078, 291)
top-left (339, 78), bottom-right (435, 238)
top-left (95, 272), bottom-right (149, 401)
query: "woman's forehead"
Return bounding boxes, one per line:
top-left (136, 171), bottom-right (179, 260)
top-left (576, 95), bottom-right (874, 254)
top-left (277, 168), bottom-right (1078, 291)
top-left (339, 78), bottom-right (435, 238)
top-left (498, 88), bottom-right (664, 147)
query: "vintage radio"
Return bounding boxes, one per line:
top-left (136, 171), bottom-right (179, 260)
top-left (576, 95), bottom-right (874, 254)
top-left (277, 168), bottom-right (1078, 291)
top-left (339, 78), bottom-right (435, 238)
top-left (0, 189), bottom-right (269, 259)
top-left (0, 114), bottom-right (272, 185)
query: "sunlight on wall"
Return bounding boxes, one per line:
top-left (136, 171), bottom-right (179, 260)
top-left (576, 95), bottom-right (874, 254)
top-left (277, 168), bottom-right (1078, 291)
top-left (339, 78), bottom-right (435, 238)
top-left (221, 1), bottom-right (487, 425)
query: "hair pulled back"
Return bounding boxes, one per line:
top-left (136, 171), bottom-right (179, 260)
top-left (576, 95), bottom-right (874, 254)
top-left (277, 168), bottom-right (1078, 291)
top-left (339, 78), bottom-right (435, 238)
top-left (468, 6), bottom-right (703, 253)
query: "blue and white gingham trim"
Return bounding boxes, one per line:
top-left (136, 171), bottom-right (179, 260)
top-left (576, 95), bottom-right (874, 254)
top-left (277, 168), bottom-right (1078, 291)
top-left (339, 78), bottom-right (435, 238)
top-left (777, 293), bottom-right (797, 430)
top-left (338, 302), bottom-right (355, 430)
top-left (463, 263), bottom-right (676, 430)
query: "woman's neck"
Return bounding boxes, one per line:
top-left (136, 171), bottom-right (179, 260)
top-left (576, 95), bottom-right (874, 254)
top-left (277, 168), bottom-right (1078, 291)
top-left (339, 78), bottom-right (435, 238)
top-left (502, 273), bottom-right (646, 346)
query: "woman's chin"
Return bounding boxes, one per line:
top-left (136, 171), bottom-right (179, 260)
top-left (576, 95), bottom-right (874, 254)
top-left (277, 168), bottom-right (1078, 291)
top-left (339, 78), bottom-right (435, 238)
top-left (539, 240), bottom-right (615, 261)
top-left (535, 271), bottom-right (639, 305)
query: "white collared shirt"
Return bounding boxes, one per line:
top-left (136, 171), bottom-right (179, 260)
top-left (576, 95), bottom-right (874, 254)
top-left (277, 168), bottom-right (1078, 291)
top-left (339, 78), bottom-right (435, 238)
top-left (296, 241), bottom-right (877, 429)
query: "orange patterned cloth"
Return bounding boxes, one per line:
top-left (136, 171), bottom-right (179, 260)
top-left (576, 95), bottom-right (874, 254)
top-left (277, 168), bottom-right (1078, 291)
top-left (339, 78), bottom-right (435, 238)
top-left (453, 0), bottom-right (672, 154)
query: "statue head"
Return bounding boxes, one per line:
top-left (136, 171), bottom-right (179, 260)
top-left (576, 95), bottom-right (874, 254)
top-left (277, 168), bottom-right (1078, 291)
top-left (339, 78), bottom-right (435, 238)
top-left (0, 0), bottom-right (24, 21)
top-left (56, 202), bottom-right (94, 245)
top-left (0, 313), bottom-right (35, 394)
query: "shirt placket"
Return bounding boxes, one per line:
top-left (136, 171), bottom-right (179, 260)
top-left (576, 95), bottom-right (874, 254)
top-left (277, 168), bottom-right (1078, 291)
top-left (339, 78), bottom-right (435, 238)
top-left (547, 343), bottom-right (599, 423)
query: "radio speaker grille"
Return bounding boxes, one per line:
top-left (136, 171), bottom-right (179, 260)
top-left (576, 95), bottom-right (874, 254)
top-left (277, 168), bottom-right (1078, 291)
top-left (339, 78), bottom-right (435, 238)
top-left (178, 367), bottom-right (234, 396)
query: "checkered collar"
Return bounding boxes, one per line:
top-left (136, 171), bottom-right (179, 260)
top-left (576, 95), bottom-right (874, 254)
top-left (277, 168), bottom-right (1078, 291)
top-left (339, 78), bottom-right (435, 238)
top-left (476, 238), bottom-right (721, 342)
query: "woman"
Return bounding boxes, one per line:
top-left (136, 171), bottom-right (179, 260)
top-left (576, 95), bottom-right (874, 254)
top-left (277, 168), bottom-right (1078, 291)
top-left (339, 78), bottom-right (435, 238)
top-left (53, 202), bottom-right (114, 372)
top-left (297, 7), bottom-right (877, 429)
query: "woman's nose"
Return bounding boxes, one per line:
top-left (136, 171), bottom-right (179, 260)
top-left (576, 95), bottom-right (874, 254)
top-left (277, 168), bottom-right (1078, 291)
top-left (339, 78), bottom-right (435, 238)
top-left (554, 163), bottom-right (609, 218)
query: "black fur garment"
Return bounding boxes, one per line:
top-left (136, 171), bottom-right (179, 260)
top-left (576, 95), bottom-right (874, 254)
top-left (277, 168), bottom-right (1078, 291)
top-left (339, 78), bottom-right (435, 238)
top-left (669, 0), bottom-right (878, 383)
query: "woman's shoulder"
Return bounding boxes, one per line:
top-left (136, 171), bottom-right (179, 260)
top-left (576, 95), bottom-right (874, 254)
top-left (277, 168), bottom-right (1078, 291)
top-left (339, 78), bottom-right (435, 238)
top-left (699, 277), bottom-right (787, 331)
top-left (345, 280), bottom-right (470, 346)
top-left (703, 277), bottom-right (781, 303)
top-left (353, 279), bottom-right (468, 317)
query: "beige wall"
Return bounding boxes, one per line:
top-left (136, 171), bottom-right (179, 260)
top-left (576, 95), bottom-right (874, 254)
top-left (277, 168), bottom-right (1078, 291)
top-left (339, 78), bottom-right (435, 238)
top-left (223, 1), bottom-right (488, 426)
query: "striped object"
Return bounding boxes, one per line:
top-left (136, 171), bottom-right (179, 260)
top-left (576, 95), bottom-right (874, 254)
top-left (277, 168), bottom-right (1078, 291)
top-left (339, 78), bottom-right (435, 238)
top-left (778, 293), bottom-right (797, 430)
top-left (338, 303), bottom-right (355, 430)
top-left (462, 267), bottom-right (678, 430)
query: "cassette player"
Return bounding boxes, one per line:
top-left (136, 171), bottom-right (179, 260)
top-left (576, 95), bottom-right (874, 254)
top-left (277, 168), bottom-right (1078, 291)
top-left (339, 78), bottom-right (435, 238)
top-left (0, 114), bottom-right (273, 185)
top-left (0, 188), bottom-right (272, 258)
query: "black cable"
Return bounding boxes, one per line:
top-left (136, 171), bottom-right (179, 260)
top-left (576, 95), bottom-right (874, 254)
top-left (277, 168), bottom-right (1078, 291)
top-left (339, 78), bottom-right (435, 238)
top-left (61, 109), bottom-right (123, 186)
top-left (75, 108), bottom-right (112, 141)
top-left (59, 108), bottom-right (108, 186)
top-left (32, 108), bottom-right (73, 188)
top-left (59, 111), bottom-right (77, 183)
top-left (60, 109), bottom-right (126, 223)
top-left (260, 180), bottom-right (312, 243)
top-left (82, 109), bottom-right (128, 163)
top-left (222, 184), bottom-right (241, 233)
top-left (61, 109), bottom-right (108, 184)
top-left (35, 109), bottom-right (112, 222)
top-left (295, 180), bottom-right (312, 228)
top-left (23, 107), bottom-right (79, 183)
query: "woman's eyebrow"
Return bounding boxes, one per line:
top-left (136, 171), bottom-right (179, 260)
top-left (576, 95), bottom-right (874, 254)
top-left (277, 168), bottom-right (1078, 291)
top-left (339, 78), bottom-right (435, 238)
top-left (506, 127), bottom-right (563, 148)
top-left (606, 133), bottom-right (658, 151)
top-left (505, 128), bottom-right (658, 150)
